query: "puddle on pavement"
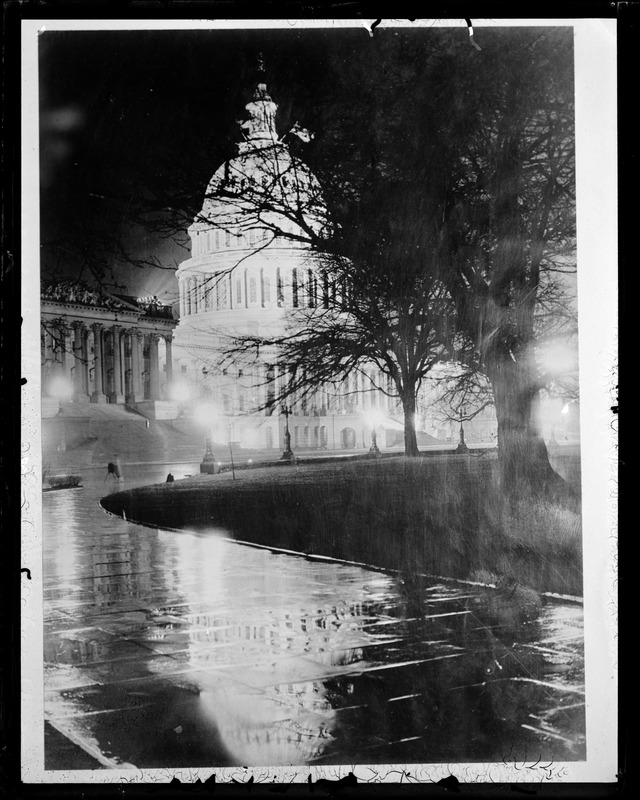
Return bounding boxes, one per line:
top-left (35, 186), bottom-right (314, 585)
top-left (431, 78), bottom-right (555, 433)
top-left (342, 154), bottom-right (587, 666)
top-left (42, 465), bottom-right (585, 769)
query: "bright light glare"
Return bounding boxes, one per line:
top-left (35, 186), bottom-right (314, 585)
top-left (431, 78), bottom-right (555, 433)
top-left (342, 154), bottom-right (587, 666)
top-left (49, 375), bottom-right (74, 400)
top-left (537, 341), bottom-right (578, 378)
top-left (169, 381), bottom-right (192, 403)
top-left (366, 410), bottom-right (385, 428)
top-left (193, 402), bottom-right (216, 427)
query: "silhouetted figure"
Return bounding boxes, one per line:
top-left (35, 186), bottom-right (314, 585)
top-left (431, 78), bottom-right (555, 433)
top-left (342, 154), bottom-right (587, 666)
top-left (106, 462), bottom-right (118, 480)
top-left (166, 473), bottom-right (174, 483)
top-left (106, 458), bottom-right (122, 481)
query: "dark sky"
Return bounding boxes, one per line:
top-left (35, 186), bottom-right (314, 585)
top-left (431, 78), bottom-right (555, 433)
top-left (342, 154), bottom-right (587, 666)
top-left (38, 27), bottom-right (373, 301)
top-left (38, 25), bottom-right (573, 304)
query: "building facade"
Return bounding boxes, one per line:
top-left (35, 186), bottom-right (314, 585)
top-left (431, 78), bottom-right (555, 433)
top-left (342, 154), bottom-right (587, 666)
top-left (171, 80), bottom-right (402, 452)
top-left (40, 281), bottom-right (177, 418)
top-left (39, 80), bottom-right (499, 449)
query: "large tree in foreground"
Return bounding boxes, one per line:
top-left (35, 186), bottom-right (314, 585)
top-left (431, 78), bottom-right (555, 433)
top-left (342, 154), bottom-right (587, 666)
top-left (186, 90), bottom-right (461, 457)
top-left (434, 31), bottom-right (576, 495)
top-left (249, 28), bottom-right (576, 486)
top-left (274, 27), bottom-right (576, 494)
top-left (40, 28), bottom-right (577, 487)
top-left (219, 179), bottom-right (460, 457)
top-left (194, 28), bottom-right (577, 479)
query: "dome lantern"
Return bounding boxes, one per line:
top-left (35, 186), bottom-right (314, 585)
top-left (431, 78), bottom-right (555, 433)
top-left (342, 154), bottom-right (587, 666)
top-left (239, 55), bottom-right (279, 149)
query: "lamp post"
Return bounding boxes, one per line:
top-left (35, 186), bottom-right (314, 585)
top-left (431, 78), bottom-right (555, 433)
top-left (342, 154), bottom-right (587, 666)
top-left (227, 419), bottom-right (236, 479)
top-left (367, 411), bottom-right (383, 457)
top-left (201, 437), bottom-right (217, 474)
top-left (455, 411), bottom-right (470, 454)
top-left (281, 404), bottom-right (294, 461)
top-left (195, 402), bottom-right (218, 474)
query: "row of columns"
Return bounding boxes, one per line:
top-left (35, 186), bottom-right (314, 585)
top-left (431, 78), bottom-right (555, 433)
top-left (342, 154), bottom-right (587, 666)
top-left (201, 359), bottom-right (396, 419)
top-left (42, 320), bottom-right (173, 404)
top-left (179, 265), bottom-right (341, 318)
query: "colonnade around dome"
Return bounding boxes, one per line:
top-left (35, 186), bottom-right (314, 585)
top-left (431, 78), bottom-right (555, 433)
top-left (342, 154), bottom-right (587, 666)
top-left (177, 262), bottom-right (346, 317)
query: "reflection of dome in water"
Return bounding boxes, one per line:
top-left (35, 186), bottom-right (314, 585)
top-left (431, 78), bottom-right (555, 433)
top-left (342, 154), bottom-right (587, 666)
top-left (143, 599), bottom-right (374, 764)
top-left (198, 679), bottom-right (336, 766)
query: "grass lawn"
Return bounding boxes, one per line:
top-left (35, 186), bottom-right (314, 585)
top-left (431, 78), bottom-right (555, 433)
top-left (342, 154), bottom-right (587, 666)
top-left (102, 454), bottom-right (583, 598)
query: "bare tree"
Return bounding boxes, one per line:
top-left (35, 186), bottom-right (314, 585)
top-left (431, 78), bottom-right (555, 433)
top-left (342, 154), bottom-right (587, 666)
top-left (175, 100), bottom-right (463, 456)
top-left (436, 31), bottom-right (577, 496)
top-left (40, 29), bottom-right (578, 484)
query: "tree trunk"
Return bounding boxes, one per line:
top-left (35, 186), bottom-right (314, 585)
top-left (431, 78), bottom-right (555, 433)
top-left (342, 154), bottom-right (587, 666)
top-left (400, 388), bottom-right (420, 457)
top-left (486, 356), bottom-right (568, 499)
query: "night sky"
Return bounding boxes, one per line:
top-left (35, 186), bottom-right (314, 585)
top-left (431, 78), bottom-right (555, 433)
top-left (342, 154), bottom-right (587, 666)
top-left (38, 26), bottom-right (378, 301)
top-left (38, 24), bottom-right (571, 306)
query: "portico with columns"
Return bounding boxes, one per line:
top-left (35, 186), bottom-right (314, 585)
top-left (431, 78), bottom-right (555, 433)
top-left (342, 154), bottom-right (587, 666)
top-left (41, 282), bottom-right (178, 419)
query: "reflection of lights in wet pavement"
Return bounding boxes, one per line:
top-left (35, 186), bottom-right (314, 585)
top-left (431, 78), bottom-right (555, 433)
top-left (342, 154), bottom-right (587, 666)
top-left (42, 465), bottom-right (586, 769)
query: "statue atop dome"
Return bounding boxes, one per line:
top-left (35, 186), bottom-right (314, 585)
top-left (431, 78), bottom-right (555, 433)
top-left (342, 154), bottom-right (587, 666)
top-left (238, 55), bottom-right (279, 148)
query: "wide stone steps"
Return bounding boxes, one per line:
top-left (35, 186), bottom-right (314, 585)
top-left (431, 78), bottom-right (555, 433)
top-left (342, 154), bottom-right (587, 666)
top-left (42, 405), bottom-right (207, 470)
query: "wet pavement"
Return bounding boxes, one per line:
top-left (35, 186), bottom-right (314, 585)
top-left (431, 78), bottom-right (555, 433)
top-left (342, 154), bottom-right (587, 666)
top-left (43, 464), bottom-right (585, 769)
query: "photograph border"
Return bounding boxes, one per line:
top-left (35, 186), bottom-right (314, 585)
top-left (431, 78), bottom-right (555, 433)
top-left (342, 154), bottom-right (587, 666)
top-left (14, 9), bottom-right (619, 791)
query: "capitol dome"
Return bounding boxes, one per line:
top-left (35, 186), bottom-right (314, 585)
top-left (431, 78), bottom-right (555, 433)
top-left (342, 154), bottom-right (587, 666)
top-left (171, 75), bottom-right (393, 454)
top-left (174, 78), bottom-right (330, 334)
top-left (184, 78), bottom-right (328, 272)
top-left (193, 140), bottom-right (329, 251)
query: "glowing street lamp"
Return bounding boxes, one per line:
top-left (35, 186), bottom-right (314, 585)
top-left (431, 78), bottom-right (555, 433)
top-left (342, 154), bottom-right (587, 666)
top-left (455, 408), bottom-right (470, 454)
top-left (367, 410), bottom-right (384, 457)
top-left (195, 401), bottom-right (218, 474)
top-left (280, 405), bottom-right (294, 461)
top-left (169, 380), bottom-right (192, 405)
top-left (49, 375), bottom-right (74, 404)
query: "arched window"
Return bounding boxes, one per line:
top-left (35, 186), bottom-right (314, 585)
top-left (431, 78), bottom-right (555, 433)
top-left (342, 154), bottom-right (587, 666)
top-left (235, 277), bottom-right (242, 305)
top-left (292, 269), bottom-right (299, 307)
top-left (249, 276), bottom-right (257, 304)
top-left (263, 275), bottom-right (271, 304)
